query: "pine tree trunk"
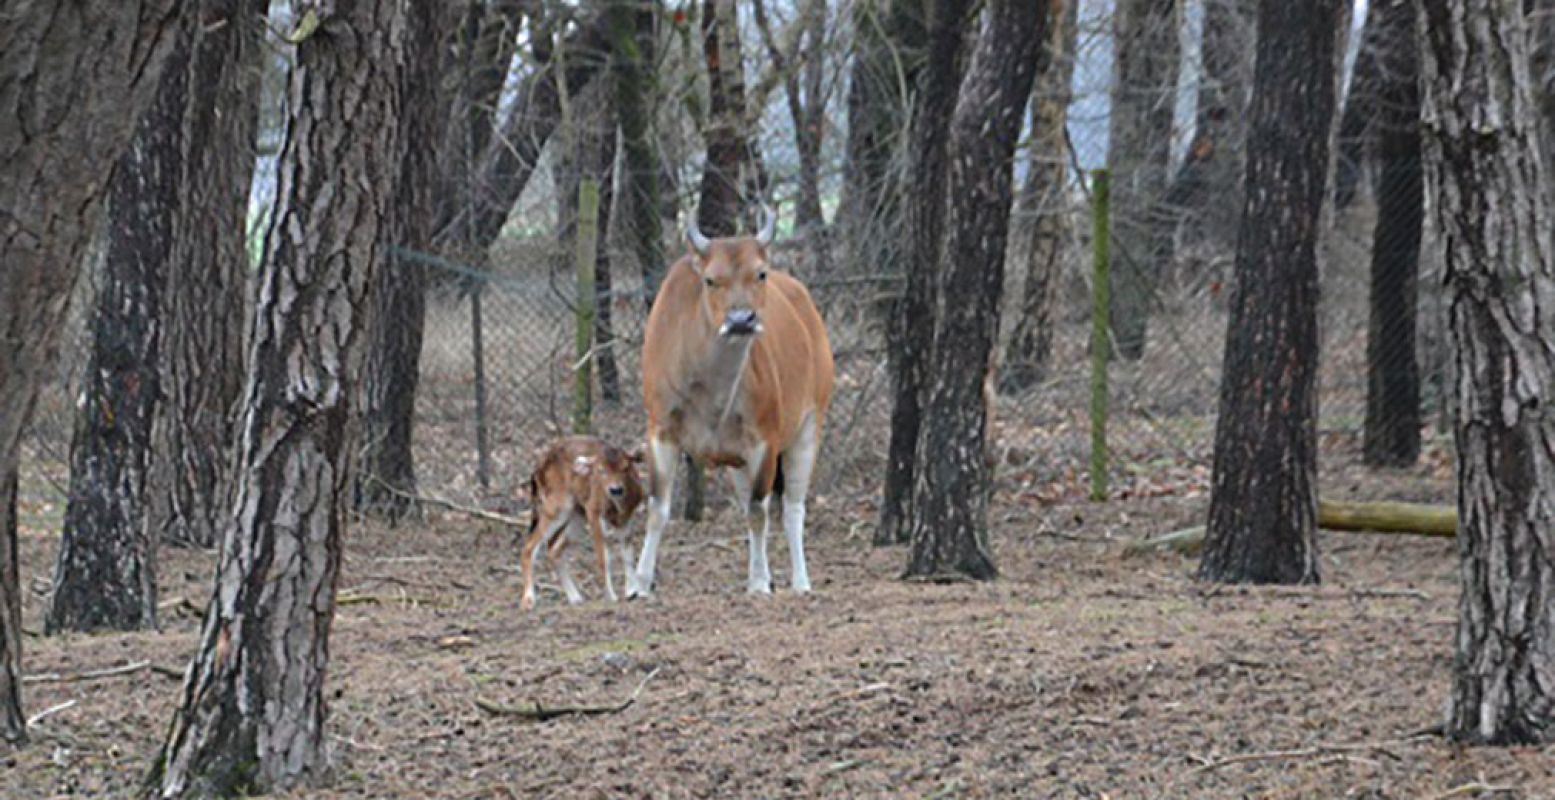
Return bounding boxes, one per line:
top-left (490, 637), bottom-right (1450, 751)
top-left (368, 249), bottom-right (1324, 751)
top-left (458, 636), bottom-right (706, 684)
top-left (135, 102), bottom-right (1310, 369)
top-left (146, 0), bottom-right (264, 551)
top-left (0, 0), bottom-right (188, 746)
top-left (1105, 0), bottom-right (1180, 361)
top-left (999, 0), bottom-right (1078, 394)
top-left (149, 1), bottom-right (404, 792)
top-left (1362, 0), bottom-right (1422, 468)
top-left (878, 0), bottom-right (974, 546)
top-left (47, 18), bottom-right (196, 633)
top-left (905, 0), bottom-right (1045, 580)
top-left (1418, 0), bottom-right (1555, 745)
top-left (1198, 0), bottom-right (1341, 585)
top-left (608, 0), bottom-right (668, 302)
top-left (359, 1), bottom-right (455, 519)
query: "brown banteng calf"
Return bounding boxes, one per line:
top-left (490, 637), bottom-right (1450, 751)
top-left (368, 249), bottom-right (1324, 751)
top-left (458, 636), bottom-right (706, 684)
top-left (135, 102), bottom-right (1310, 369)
top-left (519, 436), bottom-right (645, 611)
top-left (633, 208), bottom-right (834, 597)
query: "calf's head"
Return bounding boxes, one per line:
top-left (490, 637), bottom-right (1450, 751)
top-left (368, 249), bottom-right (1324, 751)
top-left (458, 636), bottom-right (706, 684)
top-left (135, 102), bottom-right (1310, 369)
top-left (686, 207), bottom-right (777, 339)
top-left (572, 445), bottom-right (646, 518)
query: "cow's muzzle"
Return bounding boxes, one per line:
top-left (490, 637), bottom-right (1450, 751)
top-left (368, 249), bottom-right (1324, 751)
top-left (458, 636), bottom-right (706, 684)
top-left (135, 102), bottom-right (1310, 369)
top-left (720, 308), bottom-right (761, 337)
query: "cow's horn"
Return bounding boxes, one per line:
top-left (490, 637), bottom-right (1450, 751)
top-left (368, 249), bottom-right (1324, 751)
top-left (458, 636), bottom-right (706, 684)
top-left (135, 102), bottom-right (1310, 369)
top-left (687, 221), bottom-right (712, 256)
top-left (755, 204), bottom-right (776, 247)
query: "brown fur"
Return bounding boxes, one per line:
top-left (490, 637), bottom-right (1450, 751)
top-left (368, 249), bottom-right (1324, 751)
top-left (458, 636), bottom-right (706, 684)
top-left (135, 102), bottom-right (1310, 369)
top-left (518, 436), bottom-right (645, 611)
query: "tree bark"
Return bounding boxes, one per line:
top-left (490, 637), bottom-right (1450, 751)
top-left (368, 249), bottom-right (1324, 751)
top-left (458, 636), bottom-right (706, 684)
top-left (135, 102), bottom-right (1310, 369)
top-left (1362, 0), bottom-right (1423, 468)
top-left (904, 0), bottom-right (1045, 580)
top-left (359, 0), bottom-right (455, 519)
top-left (999, 0), bottom-right (1078, 394)
top-left (48, 17), bottom-right (196, 633)
top-left (555, 88), bottom-right (621, 404)
top-left (0, 0), bottom-right (189, 746)
top-left (149, 0), bottom-right (404, 792)
top-left (148, 0), bottom-right (266, 549)
top-left (754, 0), bottom-right (832, 274)
top-left (878, 0), bottom-right (973, 546)
top-left (1198, 0), bottom-right (1341, 585)
top-left (607, 0), bottom-right (669, 303)
top-left (1529, 0), bottom-right (1555, 172)
top-left (1105, 0), bottom-right (1180, 361)
top-left (1418, 0), bottom-right (1555, 745)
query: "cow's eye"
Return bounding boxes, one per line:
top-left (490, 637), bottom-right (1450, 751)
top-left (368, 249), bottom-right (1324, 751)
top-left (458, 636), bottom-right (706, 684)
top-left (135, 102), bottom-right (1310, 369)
top-left (757, 270), bottom-right (768, 282)
top-left (703, 276), bottom-right (715, 287)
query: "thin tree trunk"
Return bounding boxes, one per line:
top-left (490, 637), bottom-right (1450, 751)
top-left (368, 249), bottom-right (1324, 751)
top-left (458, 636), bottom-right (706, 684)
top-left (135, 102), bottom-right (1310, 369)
top-left (1419, 0), bottom-right (1555, 746)
top-left (555, 89), bottom-right (621, 404)
top-left (360, 1), bottom-right (455, 519)
top-left (1106, 0), bottom-right (1180, 361)
top-left (841, 0), bottom-right (925, 293)
top-left (0, 0), bottom-right (188, 746)
top-left (754, 0), bottom-right (832, 274)
top-left (1171, 0), bottom-right (1254, 253)
top-left (905, 0), bottom-right (1045, 580)
top-left (149, 1), bottom-right (404, 792)
top-left (1000, 0), bottom-right (1078, 394)
top-left (149, 0), bottom-right (265, 549)
top-left (1198, 0), bottom-right (1341, 585)
top-left (1335, 0), bottom-right (1382, 210)
top-left (1362, 0), bottom-right (1422, 468)
top-left (878, 0), bottom-right (973, 546)
top-left (48, 18), bottom-right (196, 633)
top-left (608, 0), bottom-right (668, 303)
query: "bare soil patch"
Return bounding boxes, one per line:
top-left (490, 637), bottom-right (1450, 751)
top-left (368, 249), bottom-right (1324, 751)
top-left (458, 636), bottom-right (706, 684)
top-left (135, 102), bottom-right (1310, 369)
top-left (5, 442), bottom-right (1550, 799)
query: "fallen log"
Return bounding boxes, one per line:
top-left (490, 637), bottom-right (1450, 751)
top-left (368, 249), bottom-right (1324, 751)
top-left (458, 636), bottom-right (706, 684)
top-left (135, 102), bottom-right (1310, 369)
top-left (1125, 500), bottom-right (1456, 558)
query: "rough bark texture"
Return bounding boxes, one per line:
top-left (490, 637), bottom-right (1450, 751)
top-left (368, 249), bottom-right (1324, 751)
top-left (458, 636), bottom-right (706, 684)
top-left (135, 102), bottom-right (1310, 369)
top-left (359, 0), bottom-right (453, 519)
top-left (999, 0), bottom-right (1078, 394)
top-left (904, 0), bottom-right (1044, 580)
top-left (0, 0), bottom-right (189, 746)
top-left (1198, 0), bottom-right (1340, 585)
top-left (1530, 0), bottom-right (1555, 171)
top-left (878, 0), bottom-right (972, 546)
top-left (1105, 0), bottom-right (1180, 361)
top-left (1418, 0), bottom-right (1555, 745)
top-left (48, 18), bottom-right (197, 633)
top-left (148, 0), bottom-right (265, 549)
top-left (149, 0), bottom-right (403, 793)
top-left (1362, 0), bottom-right (1423, 468)
top-left (607, 0), bottom-right (668, 303)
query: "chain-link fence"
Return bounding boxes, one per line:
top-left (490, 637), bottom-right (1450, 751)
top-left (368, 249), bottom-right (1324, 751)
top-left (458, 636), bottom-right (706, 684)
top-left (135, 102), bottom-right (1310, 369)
top-left (18, 0), bottom-right (1438, 539)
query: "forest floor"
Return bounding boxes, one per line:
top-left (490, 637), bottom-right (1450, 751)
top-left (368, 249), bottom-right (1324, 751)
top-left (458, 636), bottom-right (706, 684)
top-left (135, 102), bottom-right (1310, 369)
top-left (5, 431), bottom-right (1551, 799)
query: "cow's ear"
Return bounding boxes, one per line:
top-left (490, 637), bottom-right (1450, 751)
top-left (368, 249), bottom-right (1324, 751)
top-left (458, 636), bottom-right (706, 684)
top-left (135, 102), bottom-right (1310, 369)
top-left (571, 456), bottom-right (595, 476)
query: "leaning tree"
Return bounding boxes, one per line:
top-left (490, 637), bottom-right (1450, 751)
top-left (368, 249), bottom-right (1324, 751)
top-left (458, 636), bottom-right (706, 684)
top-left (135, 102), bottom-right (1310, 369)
top-left (0, 0), bottom-right (188, 746)
top-left (1418, 0), bottom-right (1555, 745)
top-left (149, 0), bottom-right (406, 793)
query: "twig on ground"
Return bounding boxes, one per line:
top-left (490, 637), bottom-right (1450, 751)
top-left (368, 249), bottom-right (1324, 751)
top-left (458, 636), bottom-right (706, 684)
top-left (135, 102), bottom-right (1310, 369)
top-left (1349, 587), bottom-right (1432, 601)
top-left (150, 664), bottom-right (185, 681)
top-left (356, 573), bottom-right (474, 592)
top-left (1188, 733), bottom-right (1433, 776)
top-left (26, 699), bottom-right (77, 726)
top-left (475, 666), bottom-right (662, 722)
top-left (23, 660), bottom-right (151, 685)
top-left (372, 479), bottom-right (526, 528)
top-left (1430, 782), bottom-right (1517, 799)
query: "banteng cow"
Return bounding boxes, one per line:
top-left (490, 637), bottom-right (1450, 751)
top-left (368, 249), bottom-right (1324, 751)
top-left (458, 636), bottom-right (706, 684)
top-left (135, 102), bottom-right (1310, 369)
top-left (519, 436), bottom-right (645, 611)
top-left (632, 209), bottom-right (834, 597)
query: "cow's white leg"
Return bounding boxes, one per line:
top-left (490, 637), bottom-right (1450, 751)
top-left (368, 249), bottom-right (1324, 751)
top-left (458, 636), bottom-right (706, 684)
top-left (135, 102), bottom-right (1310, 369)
top-left (632, 436), bottom-right (679, 598)
top-left (782, 415), bottom-right (820, 593)
top-left (729, 459), bottom-right (773, 594)
top-left (556, 518), bottom-right (586, 604)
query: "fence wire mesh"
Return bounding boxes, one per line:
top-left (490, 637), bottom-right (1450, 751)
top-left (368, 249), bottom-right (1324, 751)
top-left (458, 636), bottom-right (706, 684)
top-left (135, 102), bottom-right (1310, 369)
top-left (17, 0), bottom-right (1441, 542)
